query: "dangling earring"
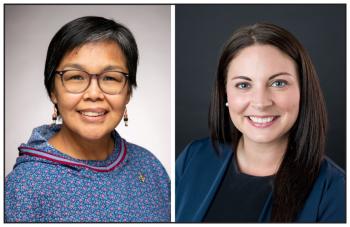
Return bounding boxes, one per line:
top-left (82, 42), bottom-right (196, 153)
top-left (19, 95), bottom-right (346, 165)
top-left (123, 108), bottom-right (129, 127)
top-left (52, 105), bottom-right (57, 124)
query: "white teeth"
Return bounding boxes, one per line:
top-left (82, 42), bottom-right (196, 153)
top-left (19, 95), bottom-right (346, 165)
top-left (81, 112), bottom-right (105, 117)
top-left (249, 116), bottom-right (274, 123)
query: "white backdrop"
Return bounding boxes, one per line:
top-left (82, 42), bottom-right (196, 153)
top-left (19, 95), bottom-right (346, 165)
top-left (5, 5), bottom-right (171, 176)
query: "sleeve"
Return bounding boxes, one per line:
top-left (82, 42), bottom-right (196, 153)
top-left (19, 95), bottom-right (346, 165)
top-left (5, 170), bottom-right (43, 222)
top-left (317, 174), bottom-right (346, 222)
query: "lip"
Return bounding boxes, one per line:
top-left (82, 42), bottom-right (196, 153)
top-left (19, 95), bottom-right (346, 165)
top-left (246, 115), bottom-right (279, 128)
top-left (77, 108), bottom-right (108, 123)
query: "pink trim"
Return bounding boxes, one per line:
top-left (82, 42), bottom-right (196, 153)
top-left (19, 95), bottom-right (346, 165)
top-left (18, 140), bottom-right (127, 173)
top-left (19, 146), bottom-right (77, 161)
top-left (118, 136), bottom-right (122, 156)
top-left (20, 151), bottom-right (87, 168)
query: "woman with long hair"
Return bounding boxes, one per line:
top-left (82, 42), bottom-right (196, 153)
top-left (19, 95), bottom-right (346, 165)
top-left (176, 23), bottom-right (345, 222)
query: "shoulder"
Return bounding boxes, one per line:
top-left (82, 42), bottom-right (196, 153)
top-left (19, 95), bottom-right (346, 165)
top-left (6, 158), bottom-right (67, 196)
top-left (126, 141), bottom-right (164, 166)
top-left (176, 137), bottom-right (213, 166)
top-left (6, 160), bottom-right (54, 187)
top-left (5, 161), bottom-right (54, 222)
top-left (312, 157), bottom-right (345, 200)
top-left (125, 141), bottom-right (170, 220)
top-left (312, 157), bottom-right (346, 222)
top-left (126, 141), bottom-right (156, 158)
top-left (124, 140), bottom-right (170, 203)
top-left (176, 137), bottom-right (230, 181)
top-left (314, 157), bottom-right (345, 202)
top-left (318, 157), bottom-right (345, 185)
top-left (6, 160), bottom-right (59, 198)
top-left (125, 140), bottom-right (169, 180)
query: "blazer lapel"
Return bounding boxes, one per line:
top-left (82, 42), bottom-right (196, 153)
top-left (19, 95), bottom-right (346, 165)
top-left (176, 140), bottom-right (233, 221)
top-left (197, 149), bottom-right (232, 221)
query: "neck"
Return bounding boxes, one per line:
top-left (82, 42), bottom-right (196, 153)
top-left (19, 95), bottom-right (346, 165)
top-left (48, 125), bottom-right (114, 161)
top-left (236, 135), bottom-right (288, 176)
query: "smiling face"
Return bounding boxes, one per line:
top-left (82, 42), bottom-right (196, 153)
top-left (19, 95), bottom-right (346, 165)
top-left (51, 40), bottom-right (130, 141)
top-left (226, 44), bottom-right (300, 145)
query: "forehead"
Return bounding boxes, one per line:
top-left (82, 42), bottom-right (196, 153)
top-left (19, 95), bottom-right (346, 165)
top-left (227, 44), bottom-right (297, 78)
top-left (58, 40), bottom-right (127, 71)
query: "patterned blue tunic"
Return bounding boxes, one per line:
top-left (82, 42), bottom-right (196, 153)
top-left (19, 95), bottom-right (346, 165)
top-left (5, 124), bottom-right (170, 222)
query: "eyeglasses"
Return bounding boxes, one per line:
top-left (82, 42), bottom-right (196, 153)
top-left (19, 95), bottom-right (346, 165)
top-left (55, 70), bottom-right (129, 95)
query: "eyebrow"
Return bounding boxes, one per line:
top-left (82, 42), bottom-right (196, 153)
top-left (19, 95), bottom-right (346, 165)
top-left (61, 63), bottom-right (126, 72)
top-left (103, 65), bottom-right (127, 72)
top-left (231, 72), bottom-right (293, 81)
top-left (61, 63), bottom-right (85, 71)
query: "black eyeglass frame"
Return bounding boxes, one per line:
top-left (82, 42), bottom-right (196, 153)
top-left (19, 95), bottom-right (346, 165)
top-left (55, 69), bottom-right (129, 95)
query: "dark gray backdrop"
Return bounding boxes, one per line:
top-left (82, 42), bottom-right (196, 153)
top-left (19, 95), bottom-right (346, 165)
top-left (175, 4), bottom-right (346, 170)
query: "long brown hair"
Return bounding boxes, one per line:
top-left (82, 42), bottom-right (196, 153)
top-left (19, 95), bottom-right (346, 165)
top-left (208, 23), bottom-right (327, 222)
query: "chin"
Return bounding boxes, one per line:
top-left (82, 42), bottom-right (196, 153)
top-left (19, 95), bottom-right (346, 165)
top-left (76, 127), bottom-right (112, 141)
top-left (246, 134), bottom-right (281, 144)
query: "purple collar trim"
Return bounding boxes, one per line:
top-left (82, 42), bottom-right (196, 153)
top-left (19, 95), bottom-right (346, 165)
top-left (18, 140), bottom-right (127, 172)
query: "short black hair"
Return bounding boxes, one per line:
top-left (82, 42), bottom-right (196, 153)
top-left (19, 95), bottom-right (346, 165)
top-left (44, 16), bottom-right (139, 97)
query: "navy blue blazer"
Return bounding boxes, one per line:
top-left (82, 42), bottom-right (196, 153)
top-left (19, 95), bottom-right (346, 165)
top-left (176, 138), bottom-right (345, 222)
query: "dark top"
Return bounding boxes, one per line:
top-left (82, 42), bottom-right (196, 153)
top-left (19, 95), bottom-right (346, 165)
top-left (176, 138), bottom-right (345, 222)
top-left (203, 153), bottom-right (274, 223)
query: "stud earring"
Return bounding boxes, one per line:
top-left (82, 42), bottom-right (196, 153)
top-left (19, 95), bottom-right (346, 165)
top-left (52, 105), bottom-right (57, 124)
top-left (225, 102), bottom-right (229, 107)
top-left (123, 108), bottom-right (128, 127)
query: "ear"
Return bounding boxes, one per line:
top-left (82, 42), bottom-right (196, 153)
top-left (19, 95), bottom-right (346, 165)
top-left (50, 90), bottom-right (58, 104)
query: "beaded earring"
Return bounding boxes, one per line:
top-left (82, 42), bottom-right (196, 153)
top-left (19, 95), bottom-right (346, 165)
top-left (52, 105), bottom-right (57, 124)
top-left (123, 108), bottom-right (128, 127)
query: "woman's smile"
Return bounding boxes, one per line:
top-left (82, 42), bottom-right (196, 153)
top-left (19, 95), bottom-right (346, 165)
top-left (246, 115), bottom-right (280, 128)
top-left (78, 108), bottom-right (109, 123)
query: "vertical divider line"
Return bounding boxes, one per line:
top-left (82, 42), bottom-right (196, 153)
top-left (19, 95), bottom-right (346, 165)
top-left (170, 4), bottom-right (176, 223)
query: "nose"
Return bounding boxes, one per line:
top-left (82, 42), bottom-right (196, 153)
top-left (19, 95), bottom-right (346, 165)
top-left (82, 76), bottom-right (104, 101)
top-left (251, 86), bottom-right (273, 110)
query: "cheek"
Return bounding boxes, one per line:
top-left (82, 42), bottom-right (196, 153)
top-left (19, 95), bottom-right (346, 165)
top-left (109, 100), bottom-right (126, 111)
top-left (56, 94), bottom-right (82, 113)
top-left (106, 95), bottom-right (129, 112)
top-left (226, 89), bottom-right (249, 115)
top-left (53, 80), bottom-right (80, 112)
top-left (107, 84), bottom-right (130, 110)
top-left (274, 90), bottom-right (300, 118)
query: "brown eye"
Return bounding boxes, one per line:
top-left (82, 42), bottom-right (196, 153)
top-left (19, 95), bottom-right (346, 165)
top-left (67, 75), bottom-right (85, 81)
top-left (103, 76), bottom-right (118, 81)
top-left (62, 71), bottom-right (87, 81)
top-left (101, 72), bottom-right (124, 83)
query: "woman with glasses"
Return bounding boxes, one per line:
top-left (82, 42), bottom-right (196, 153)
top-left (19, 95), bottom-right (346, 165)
top-left (5, 16), bottom-right (170, 222)
top-left (176, 23), bottom-right (345, 222)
